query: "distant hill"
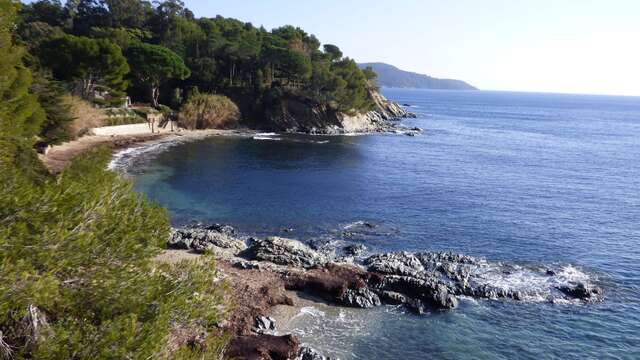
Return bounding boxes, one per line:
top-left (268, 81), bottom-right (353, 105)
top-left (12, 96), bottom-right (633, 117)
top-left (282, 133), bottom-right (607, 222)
top-left (358, 62), bottom-right (477, 90)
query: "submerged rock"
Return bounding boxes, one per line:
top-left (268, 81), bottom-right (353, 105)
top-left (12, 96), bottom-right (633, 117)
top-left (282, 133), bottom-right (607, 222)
top-left (558, 282), bottom-right (604, 301)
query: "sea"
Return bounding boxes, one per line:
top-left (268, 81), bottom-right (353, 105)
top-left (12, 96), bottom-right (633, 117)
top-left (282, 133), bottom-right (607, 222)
top-left (116, 89), bottom-right (640, 359)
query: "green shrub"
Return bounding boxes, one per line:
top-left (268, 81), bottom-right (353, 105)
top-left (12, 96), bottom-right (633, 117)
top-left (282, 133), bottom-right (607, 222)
top-left (178, 93), bottom-right (240, 130)
top-left (2, 4), bottom-right (229, 357)
top-left (31, 71), bottom-right (74, 145)
top-left (0, 148), bottom-right (229, 359)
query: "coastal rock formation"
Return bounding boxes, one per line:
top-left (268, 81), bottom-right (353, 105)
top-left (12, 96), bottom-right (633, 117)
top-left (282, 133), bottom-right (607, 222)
top-left (168, 225), bottom-right (246, 257)
top-left (284, 263), bottom-right (382, 309)
top-left (343, 244), bottom-right (367, 257)
top-left (167, 225), bottom-right (605, 359)
top-left (558, 282), bottom-right (604, 301)
top-left (243, 236), bottom-right (329, 268)
top-left (296, 347), bottom-right (336, 360)
top-left (226, 334), bottom-right (300, 360)
top-left (263, 89), bottom-right (415, 134)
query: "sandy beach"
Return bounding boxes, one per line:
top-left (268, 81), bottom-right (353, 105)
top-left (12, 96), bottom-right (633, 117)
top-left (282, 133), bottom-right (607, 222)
top-left (40, 127), bottom-right (257, 173)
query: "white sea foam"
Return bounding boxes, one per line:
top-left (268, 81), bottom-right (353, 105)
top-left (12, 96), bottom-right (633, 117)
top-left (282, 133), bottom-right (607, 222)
top-left (253, 133), bottom-right (282, 141)
top-left (468, 261), bottom-right (595, 302)
top-left (108, 137), bottom-right (186, 172)
top-left (343, 220), bottom-right (368, 229)
top-left (297, 306), bottom-right (326, 318)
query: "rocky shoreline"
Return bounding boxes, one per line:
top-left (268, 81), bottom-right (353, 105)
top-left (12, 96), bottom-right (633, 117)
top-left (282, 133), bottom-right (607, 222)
top-left (263, 89), bottom-right (418, 135)
top-left (163, 224), bottom-right (604, 360)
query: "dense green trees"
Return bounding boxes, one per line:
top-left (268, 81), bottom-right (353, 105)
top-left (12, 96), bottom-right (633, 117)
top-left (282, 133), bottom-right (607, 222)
top-left (125, 42), bottom-right (190, 107)
top-left (30, 71), bottom-right (74, 145)
top-left (39, 34), bottom-right (129, 100)
top-left (17, 0), bottom-right (376, 117)
top-left (0, 0), bottom-right (45, 140)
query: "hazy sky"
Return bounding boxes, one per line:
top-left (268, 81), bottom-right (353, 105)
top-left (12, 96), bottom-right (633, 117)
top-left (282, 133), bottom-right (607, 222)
top-left (185, 0), bottom-right (640, 96)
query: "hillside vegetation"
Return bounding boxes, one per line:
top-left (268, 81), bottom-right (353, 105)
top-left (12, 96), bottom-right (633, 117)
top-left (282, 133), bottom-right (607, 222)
top-left (1, 1), bottom-right (229, 357)
top-left (15, 0), bottom-right (378, 136)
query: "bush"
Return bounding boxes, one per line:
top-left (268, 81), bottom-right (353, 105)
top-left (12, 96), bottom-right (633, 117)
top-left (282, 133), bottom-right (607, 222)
top-left (66, 95), bottom-right (106, 137)
top-left (0, 147), bottom-right (229, 359)
top-left (179, 93), bottom-right (240, 130)
top-left (104, 108), bottom-right (146, 126)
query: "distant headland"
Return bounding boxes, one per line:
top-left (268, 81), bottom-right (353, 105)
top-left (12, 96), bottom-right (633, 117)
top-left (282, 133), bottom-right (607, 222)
top-left (358, 62), bottom-right (477, 90)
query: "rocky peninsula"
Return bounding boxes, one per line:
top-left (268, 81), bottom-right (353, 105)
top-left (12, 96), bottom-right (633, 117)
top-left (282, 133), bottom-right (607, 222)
top-left (261, 89), bottom-right (417, 135)
top-left (162, 224), bottom-right (604, 360)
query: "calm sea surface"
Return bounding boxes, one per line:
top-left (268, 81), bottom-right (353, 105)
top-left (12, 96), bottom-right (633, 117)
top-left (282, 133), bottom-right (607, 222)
top-left (127, 89), bottom-right (640, 359)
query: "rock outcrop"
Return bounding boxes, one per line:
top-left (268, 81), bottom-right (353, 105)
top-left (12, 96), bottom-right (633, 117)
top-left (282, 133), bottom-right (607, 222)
top-left (168, 225), bottom-right (246, 257)
top-left (263, 89), bottom-right (415, 134)
top-left (242, 236), bottom-right (328, 268)
top-left (167, 225), bottom-right (605, 359)
top-left (296, 347), bottom-right (336, 360)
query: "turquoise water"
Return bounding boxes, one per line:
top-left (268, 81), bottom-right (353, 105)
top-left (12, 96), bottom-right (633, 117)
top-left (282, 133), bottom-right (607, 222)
top-left (126, 89), bottom-right (640, 359)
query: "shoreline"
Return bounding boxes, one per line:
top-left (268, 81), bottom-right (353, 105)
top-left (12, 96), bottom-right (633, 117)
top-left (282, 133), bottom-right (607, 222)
top-left (65, 126), bottom-right (604, 359)
top-left (159, 226), bottom-right (605, 359)
top-left (40, 128), bottom-right (258, 173)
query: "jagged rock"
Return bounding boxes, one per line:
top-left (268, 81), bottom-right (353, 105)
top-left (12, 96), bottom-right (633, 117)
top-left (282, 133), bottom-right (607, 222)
top-left (233, 260), bottom-right (261, 270)
top-left (373, 274), bottom-right (458, 310)
top-left (558, 282), bottom-right (603, 301)
top-left (343, 244), bottom-right (367, 256)
top-left (243, 237), bottom-right (328, 268)
top-left (263, 88), bottom-right (414, 134)
top-left (379, 291), bottom-right (407, 305)
top-left (339, 287), bottom-right (381, 308)
top-left (168, 226), bottom-right (246, 256)
top-left (203, 223), bottom-right (236, 235)
top-left (431, 284), bottom-right (459, 309)
top-left (256, 316), bottom-right (276, 331)
top-left (297, 346), bottom-right (336, 360)
top-left (365, 252), bottom-right (426, 277)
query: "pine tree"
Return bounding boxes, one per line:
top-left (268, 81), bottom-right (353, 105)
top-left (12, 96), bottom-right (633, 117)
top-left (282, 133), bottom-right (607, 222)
top-left (0, 0), bottom-right (44, 140)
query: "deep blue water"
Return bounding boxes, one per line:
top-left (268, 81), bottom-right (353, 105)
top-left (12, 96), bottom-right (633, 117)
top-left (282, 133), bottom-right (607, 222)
top-left (127, 89), bottom-right (640, 359)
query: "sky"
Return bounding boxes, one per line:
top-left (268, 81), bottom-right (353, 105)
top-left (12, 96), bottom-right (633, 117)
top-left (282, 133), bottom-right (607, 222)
top-left (185, 0), bottom-right (640, 96)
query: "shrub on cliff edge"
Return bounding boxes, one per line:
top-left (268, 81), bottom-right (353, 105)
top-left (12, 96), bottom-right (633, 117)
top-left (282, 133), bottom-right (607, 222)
top-left (179, 93), bottom-right (241, 130)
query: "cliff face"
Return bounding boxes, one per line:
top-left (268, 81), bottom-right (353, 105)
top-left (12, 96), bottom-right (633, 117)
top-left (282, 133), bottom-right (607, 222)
top-left (262, 89), bottom-right (414, 134)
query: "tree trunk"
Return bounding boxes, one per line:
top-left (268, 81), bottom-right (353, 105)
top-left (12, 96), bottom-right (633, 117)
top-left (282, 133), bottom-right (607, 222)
top-left (150, 85), bottom-right (159, 108)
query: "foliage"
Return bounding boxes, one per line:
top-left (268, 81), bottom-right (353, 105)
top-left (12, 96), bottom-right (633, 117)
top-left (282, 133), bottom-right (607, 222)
top-left (323, 44), bottom-right (343, 62)
top-left (104, 107), bottom-right (145, 126)
top-left (125, 42), bottom-right (190, 107)
top-left (1, 6), bottom-right (230, 357)
top-left (0, 148), bottom-right (228, 359)
top-left (65, 95), bottom-right (106, 137)
top-left (30, 70), bottom-right (75, 145)
top-left (0, 0), bottom-right (45, 140)
top-left (38, 34), bottom-right (130, 100)
top-left (18, 0), bottom-right (376, 121)
top-left (179, 93), bottom-right (240, 129)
